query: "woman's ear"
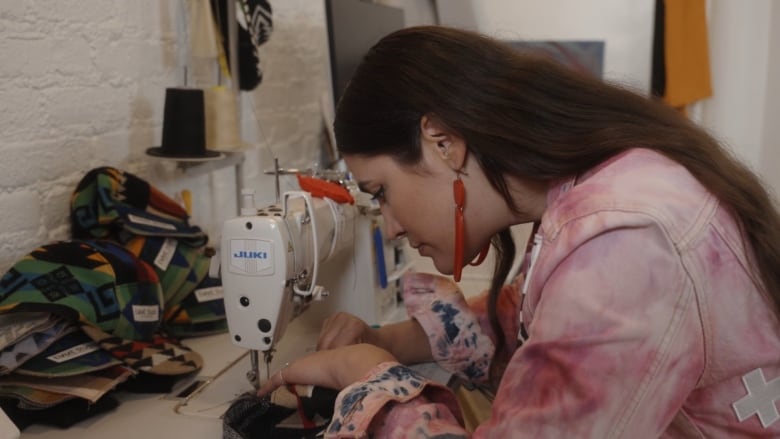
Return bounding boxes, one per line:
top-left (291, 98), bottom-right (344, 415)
top-left (420, 114), bottom-right (467, 171)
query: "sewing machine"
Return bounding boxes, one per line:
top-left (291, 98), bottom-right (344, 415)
top-left (220, 173), bottom-right (412, 387)
top-left (25, 173), bottom-right (454, 438)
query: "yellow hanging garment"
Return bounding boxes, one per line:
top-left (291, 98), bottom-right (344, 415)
top-left (662, 0), bottom-right (713, 110)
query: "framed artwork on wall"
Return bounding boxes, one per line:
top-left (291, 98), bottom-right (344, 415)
top-left (507, 40), bottom-right (605, 78)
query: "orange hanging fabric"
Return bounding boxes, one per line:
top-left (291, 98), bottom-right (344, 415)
top-left (662, 0), bottom-right (713, 112)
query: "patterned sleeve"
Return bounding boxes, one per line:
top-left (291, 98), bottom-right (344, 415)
top-left (325, 361), bottom-right (468, 438)
top-left (401, 272), bottom-right (495, 382)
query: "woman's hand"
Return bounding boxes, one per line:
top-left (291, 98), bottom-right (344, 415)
top-left (319, 313), bottom-right (435, 365)
top-left (317, 312), bottom-right (377, 350)
top-left (256, 343), bottom-right (396, 397)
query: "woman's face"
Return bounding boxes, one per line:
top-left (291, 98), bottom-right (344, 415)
top-left (343, 116), bottom-right (544, 275)
top-left (343, 147), bottom-right (460, 274)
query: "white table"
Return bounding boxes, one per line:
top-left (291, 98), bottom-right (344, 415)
top-left (23, 305), bottom-right (449, 438)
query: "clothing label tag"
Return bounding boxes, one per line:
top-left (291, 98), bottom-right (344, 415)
top-left (732, 368), bottom-right (780, 428)
top-left (47, 342), bottom-right (100, 363)
top-left (127, 214), bottom-right (178, 231)
top-left (132, 305), bottom-right (160, 322)
top-left (195, 286), bottom-right (223, 303)
top-left (154, 238), bottom-right (178, 271)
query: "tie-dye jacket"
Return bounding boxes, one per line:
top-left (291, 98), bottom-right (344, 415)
top-left (325, 148), bottom-right (780, 438)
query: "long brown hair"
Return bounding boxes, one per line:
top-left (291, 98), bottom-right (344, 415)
top-left (334, 26), bottom-right (780, 352)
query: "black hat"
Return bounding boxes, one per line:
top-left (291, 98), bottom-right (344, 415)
top-left (146, 88), bottom-right (223, 160)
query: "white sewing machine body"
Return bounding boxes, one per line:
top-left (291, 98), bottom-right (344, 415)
top-left (221, 185), bottom-right (408, 355)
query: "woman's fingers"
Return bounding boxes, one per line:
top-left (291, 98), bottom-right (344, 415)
top-left (256, 344), bottom-right (397, 397)
top-left (256, 362), bottom-right (288, 396)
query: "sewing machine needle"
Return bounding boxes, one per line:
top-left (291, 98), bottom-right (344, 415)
top-left (263, 349), bottom-right (274, 383)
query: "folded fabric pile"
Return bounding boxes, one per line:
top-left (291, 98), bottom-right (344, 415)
top-left (0, 166), bottom-right (228, 430)
top-left (71, 167), bottom-right (228, 337)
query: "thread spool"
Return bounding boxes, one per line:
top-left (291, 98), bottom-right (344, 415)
top-left (190, 0), bottom-right (219, 59)
top-left (146, 87), bottom-right (222, 159)
top-left (205, 86), bottom-right (243, 151)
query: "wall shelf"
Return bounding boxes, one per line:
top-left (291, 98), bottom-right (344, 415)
top-left (173, 150), bottom-right (246, 178)
top-left (147, 150), bottom-right (247, 216)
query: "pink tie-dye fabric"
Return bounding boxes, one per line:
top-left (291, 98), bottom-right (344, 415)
top-left (325, 148), bottom-right (780, 438)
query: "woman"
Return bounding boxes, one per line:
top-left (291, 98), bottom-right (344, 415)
top-left (258, 26), bottom-right (780, 437)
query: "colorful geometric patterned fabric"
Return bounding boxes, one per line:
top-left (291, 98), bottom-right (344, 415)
top-left (123, 236), bottom-right (224, 337)
top-left (164, 273), bottom-right (227, 337)
top-left (80, 325), bottom-right (202, 376)
top-left (164, 252), bottom-right (211, 314)
top-left (0, 240), bottom-right (163, 341)
top-left (0, 240), bottom-right (201, 376)
top-left (85, 240), bottom-right (165, 340)
top-left (67, 166), bottom-right (219, 344)
top-left (70, 167), bottom-right (208, 247)
top-left (123, 236), bottom-right (202, 308)
top-left (15, 328), bottom-right (121, 377)
top-left (120, 236), bottom-right (209, 312)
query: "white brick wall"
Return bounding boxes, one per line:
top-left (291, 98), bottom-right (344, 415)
top-left (0, 0), bottom-right (331, 272)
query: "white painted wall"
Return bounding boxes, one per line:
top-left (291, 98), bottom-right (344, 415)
top-left (700, 0), bottom-right (772, 173)
top-left (759, 1), bottom-right (780, 201)
top-left (438, 0), bottom-right (655, 93)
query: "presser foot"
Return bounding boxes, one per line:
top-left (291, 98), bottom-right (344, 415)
top-left (246, 349), bottom-right (275, 389)
top-left (247, 349), bottom-right (261, 389)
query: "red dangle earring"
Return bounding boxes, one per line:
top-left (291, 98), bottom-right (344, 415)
top-left (453, 174), bottom-right (466, 282)
top-left (452, 172), bottom-right (490, 282)
top-left (470, 242), bottom-right (490, 267)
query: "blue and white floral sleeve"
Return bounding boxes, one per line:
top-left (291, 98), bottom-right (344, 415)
top-left (401, 272), bottom-right (495, 383)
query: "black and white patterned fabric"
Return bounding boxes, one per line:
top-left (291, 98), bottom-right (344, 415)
top-left (211, 0), bottom-right (273, 91)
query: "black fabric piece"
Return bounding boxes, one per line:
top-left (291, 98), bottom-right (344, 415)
top-left (120, 171), bottom-right (153, 214)
top-left (304, 386), bottom-right (338, 421)
top-left (223, 393), bottom-right (301, 439)
top-left (0, 301), bottom-right (80, 324)
top-left (0, 394), bottom-right (119, 430)
top-left (223, 387), bottom-right (339, 439)
top-left (651, 0), bottom-right (666, 97)
top-left (210, 0), bottom-right (273, 91)
top-left (115, 370), bottom-right (183, 393)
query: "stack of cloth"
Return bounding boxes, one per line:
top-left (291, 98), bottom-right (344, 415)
top-left (0, 167), bottom-right (229, 430)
